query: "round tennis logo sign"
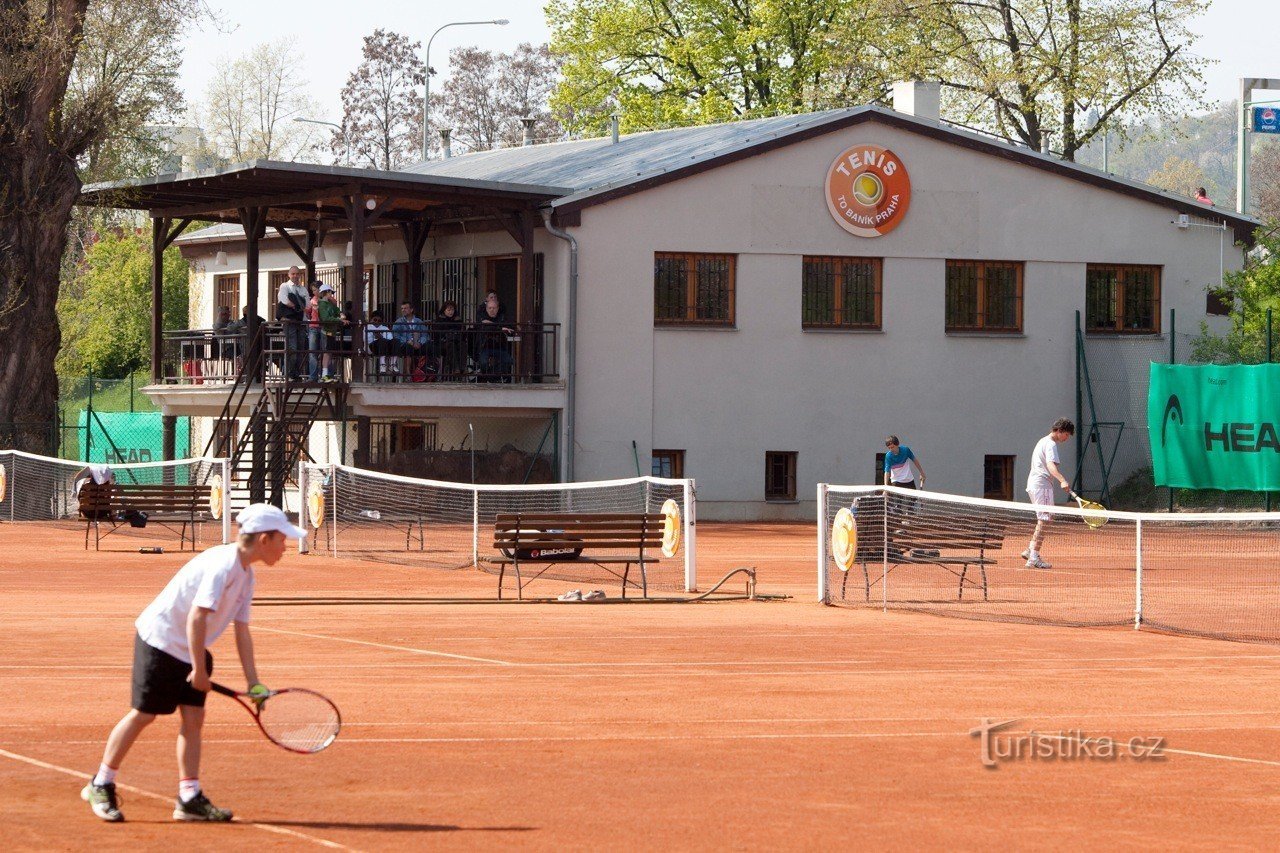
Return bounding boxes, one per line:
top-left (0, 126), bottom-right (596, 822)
top-left (825, 144), bottom-right (911, 237)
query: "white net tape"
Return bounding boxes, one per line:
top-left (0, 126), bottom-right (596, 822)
top-left (301, 464), bottom-right (696, 592)
top-left (819, 484), bottom-right (1280, 643)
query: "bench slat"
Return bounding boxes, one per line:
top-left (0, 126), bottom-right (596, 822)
top-left (493, 540), bottom-right (662, 550)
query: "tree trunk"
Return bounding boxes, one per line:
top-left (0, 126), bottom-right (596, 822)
top-left (0, 150), bottom-right (80, 453)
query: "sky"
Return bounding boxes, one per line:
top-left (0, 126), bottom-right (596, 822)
top-left (175, 0), bottom-right (1280, 126)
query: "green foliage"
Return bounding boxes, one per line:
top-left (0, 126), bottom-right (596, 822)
top-left (546, 0), bottom-right (904, 134)
top-left (57, 230), bottom-right (190, 379)
top-left (1191, 226), bottom-right (1280, 366)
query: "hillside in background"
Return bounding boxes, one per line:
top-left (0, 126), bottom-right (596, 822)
top-left (1072, 100), bottom-right (1277, 209)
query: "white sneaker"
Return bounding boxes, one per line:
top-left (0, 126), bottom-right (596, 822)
top-left (557, 589), bottom-right (582, 601)
top-left (1020, 548), bottom-right (1031, 560)
top-left (1025, 557), bottom-right (1052, 569)
top-left (581, 590), bottom-right (606, 601)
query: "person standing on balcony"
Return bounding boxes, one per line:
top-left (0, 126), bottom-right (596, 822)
top-left (276, 266), bottom-right (308, 379)
top-left (317, 285), bottom-right (342, 381)
top-left (303, 281), bottom-right (322, 382)
top-left (392, 302), bottom-right (430, 381)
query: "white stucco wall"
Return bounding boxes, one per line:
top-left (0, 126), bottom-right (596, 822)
top-left (566, 119), bottom-right (1240, 519)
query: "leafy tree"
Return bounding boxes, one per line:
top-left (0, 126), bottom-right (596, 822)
top-left (1192, 225), bottom-right (1280, 365)
top-left (546, 0), bottom-right (903, 134)
top-left (435, 43), bottom-right (562, 154)
top-left (338, 29), bottom-right (427, 170)
top-left (1252, 142), bottom-right (1280, 224)
top-left (199, 38), bottom-right (324, 161)
top-left (1145, 155), bottom-right (1210, 198)
top-left (0, 0), bottom-right (201, 451)
top-left (58, 230), bottom-right (190, 378)
top-left (899, 0), bottom-right (1211, 161)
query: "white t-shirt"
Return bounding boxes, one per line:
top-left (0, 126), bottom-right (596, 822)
top-left (277, 282), bottom-right (308, 314)
top-left (366, 323), bottom-right (392, 345)
top-left (1027, 435), bottom-right (1062, 491)
top-left (135, 543), bottom-right (255, 663)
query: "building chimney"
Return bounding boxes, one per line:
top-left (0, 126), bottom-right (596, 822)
top-left (610, 113), bottom-right (620, 144)
top-left (521, 117), bottom-right (536, 147)
top-left (439, 128), bottom-right (452, 159)
top-left (891, 81), bottom-right (941, 122)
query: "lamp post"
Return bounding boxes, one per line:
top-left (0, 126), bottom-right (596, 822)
top-left (295, 117), bottom-right (349, 166)
top-left (422, 19), bottom-right (509, 162)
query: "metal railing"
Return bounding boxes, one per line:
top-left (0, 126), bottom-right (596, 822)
top-left (162, 321), bottom-right (560, 386)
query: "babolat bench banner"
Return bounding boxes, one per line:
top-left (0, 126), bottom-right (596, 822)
top-left (1148, 363), bottom-right (1280, 490)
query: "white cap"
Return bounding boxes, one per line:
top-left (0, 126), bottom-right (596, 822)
top-left (319, 283), bottom-right (334, 293)
top-left (237, 503), bottom-right (308, 538)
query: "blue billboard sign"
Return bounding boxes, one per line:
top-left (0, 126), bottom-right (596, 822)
top-left (1254, 106), bottom-right (1280, 134)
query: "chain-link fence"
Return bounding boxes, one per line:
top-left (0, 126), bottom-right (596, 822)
top-left (1077, 309), bottom-right (1275, 512)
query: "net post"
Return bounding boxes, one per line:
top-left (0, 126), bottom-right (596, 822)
top-left (881, 485), bottom-right (888, 613)
top-left (1134, 518), bottom-right (1143, 631)
top-left (816, 483), bottom-right (829, 603)
top-left (330, 465), bottom-right (337, 559)
top-left (683, 478), bottom-right (697, 592)
top-left (297, 460), bottom-right (308, 554)
top-left (472, 487), bottom-right (480, 569)
top-left (220, 457), bottom-right (231, 545)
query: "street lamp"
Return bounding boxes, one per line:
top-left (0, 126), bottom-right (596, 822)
top-left (422, 19), bottom-right (509, 162)
top-left (295, 117), bottom-right (349, 166)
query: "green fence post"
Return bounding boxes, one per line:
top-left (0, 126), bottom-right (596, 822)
top-left (1168, 309), bottom-right (1175, 513)
top-left (85, 368), bottom-right (93, 462)
top-left (1269, 309), bottom-right (1274, 512)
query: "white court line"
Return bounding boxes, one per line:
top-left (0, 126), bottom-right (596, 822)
top-left (0, 747), bottom-right (354, 850)
top-left (251, 626), bottom-right (514, 666)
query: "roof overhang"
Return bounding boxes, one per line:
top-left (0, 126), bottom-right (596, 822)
top-left (79, 160), bottom-right (572, 230)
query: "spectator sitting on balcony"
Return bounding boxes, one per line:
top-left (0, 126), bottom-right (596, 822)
top-left (475, 291), bottom-right (515, 382)
top-left (213, 306), bottom-right (239, 366)
top-left (392, 302), bottom-right (430, 380)
top-left (434, 300), bottom-right (464, 379)
top-left (365, 311), bottom-right (395, 376)
top-left (224, 306), bottom-right (265, 375)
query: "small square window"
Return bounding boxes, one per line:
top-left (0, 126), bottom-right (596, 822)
top-left (802, 256), bottom-right (882, 329)
top-left (983, 455), bottom-right (1015, 501)
top-left (1206, 289), bottom-right (1232, 316)
top-left (652, 449), bottom-right (685, 479)
top-left (654, 252), bottom-right (736, 326)
top-left (875, 452), bottom-right (886, 486)
top-left (1085, 264), bottom-right (1161, 333)
top-left (945, 260), bottom-right (1024, 332)
top-left (765, 451), bottom-right (797, 501)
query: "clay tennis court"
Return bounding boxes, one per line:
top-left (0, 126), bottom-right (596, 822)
top-left (3, 521), bottom-right (1280, 850)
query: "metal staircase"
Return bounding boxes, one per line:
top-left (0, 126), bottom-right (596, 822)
top-left (204, 325), bottom-right (347, 510)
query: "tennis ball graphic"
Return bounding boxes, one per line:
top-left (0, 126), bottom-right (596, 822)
top-left (852, 172), bottom-right (883, 205)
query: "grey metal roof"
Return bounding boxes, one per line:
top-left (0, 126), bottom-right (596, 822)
top-left (405, 105), bottom-right (1258, 239)
top-left (405, 109), bottom-right (863, 204)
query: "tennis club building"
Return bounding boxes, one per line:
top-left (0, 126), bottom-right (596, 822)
top-left (120, 83), bottom-right (1255, 520)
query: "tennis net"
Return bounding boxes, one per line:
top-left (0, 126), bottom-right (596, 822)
top-left (0, 451), bottom-right (229, 542)
top-left (818, 484), bottom-right (1280, 644)
top-left (298, 463), bottom-right (697, 592)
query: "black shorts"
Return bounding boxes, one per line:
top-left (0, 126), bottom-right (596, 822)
top-left (131, 634), bottom-right (214, 715)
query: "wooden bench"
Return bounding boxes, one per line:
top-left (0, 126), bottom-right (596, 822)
top-left (79, 482), bottom-right (211, 551)
top-left (491, 512), bottom-right (665, 600)
top-left (848, 496), bottom-right (1007, 602)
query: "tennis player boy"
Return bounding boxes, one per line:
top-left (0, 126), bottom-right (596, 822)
top-left (81, 504), bottom-right (307, 823)
top-left (882, 436), bottom-right (925, 489)
top-left (1022, 418), bottom-right (1075, 569)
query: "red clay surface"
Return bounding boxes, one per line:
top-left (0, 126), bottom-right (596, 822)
top-left (3, 520), bottom-right (1280, 850)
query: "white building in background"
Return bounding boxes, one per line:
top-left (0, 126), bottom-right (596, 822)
top-left (167, 86), bottom-right (1255, 520)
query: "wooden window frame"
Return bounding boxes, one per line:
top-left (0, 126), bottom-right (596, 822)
top-left (654, 252), bottom-right (736, 327)
top-left (1085, 264), bottom-right (1162, 334)
top-left (802, 256), bottom-right (883, 330)
top-left (945, 260), bottom-right (1024, 333)
top-left (765, 451), bottom-right (798, 502)
top-left (652, 449), bottom-right (685, 479)
top-left (214, 274), bottom-right (240, 320)
top-left (983, 455), bottom-right (1015, 501)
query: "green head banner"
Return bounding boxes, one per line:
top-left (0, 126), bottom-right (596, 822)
top-left (1148, 363), bottom-right (1280, 490)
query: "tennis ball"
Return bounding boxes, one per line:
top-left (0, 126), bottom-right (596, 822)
top-left (852, 173), bottom-right (882, 205)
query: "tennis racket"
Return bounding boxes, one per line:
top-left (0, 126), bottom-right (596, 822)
top-left (210, 682), bottom-right (341, 754)
top-left (1068, 491), bottom-right (1108, 529)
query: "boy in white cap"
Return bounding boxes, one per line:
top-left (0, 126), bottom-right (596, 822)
top-left (81, 504), bottom-right (307, 823)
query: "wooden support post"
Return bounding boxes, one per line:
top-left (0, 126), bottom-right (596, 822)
top-left (399, 217), bottom-right (431, 308)
top-left (517, 208), bottom-right (537, 376)
top-left (150, 216), bottom-right (194, 384)
top-left (348, 194), bottom-right (366, 382)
